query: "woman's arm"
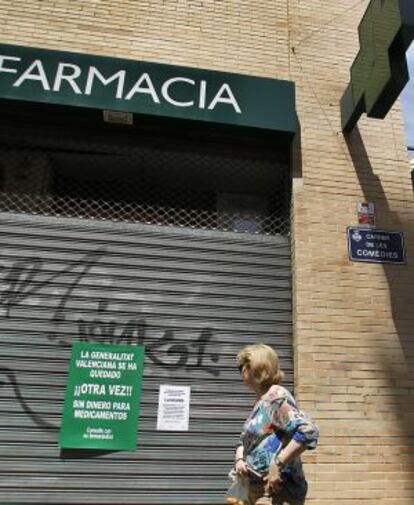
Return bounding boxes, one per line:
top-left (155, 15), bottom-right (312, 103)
top-left (264, 439), bottom-right (307, 493)
top-left (265, 387), bottom-right (319, 492)
top-left (276, 438), bottom-right (307, 465)
top-left (234, 445), bottom-right (248, 475)
top-left (269, 387), bottom-right (319, 450)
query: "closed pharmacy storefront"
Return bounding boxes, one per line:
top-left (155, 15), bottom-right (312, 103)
top-left (0, 44), bottom-right (296, 503)
top-left (1, 2), bottom-right (414, 504)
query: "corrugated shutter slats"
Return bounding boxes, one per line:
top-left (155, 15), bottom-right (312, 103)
top-left (0, 213), bottom-right (292, 505)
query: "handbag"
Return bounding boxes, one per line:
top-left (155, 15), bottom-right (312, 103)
top-left (225, 469), bottom-right (249, 505)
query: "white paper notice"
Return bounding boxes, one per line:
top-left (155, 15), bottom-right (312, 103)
top-left (157, 385), bottom-right (191, 431)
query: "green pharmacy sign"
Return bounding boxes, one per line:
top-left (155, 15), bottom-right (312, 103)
top-left (0, 43), bottom-right (297, 134)
top-left (341, 0), bottom-right (414, 132)
top-left (60, 342), bottom-right (145, 451)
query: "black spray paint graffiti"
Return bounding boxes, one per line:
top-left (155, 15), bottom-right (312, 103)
top-left (0, 249), bottom-right (220, 430)
top-left (0, 249), bottom-right (104, 319)
top-left (77, 311), bottom-right (219, 375)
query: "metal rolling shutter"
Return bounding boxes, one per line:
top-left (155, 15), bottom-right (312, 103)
top-left (0, 212), bottom-right (292, 505)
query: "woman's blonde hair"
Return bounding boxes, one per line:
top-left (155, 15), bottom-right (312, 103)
top-left (237, 343), bottom-right (284, 389)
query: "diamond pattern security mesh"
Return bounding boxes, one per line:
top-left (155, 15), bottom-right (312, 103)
top-left (0, 133), bottom-right (290, 237)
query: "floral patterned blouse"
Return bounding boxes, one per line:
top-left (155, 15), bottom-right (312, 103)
top-left (238, 384), bottom-right (319, 500)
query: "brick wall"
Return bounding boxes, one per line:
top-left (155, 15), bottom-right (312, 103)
top-left (0, 0), bottom-right (413, 503)
top-left (289, 1), bottom-right (414, 504)
top-left (0, 0), bottom-right (290, 76)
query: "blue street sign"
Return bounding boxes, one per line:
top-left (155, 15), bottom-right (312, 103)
top-left (347, 227), bottom-right (406, 264)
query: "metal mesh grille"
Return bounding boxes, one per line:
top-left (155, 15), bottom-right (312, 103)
top-left (0, 134), bottom-right (291, 236)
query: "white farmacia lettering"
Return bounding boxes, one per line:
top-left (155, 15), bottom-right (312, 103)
top-left (161, 77), bottom-right (195, 107)
top-left (13, 59), bottom-right (50, 90)
top-left (124, 72), bottom-right (160, 102)
top-left (0, 55), bottom-right (21, 74)
top-left (3, 55), bottom-right (242, 114)
top-left (85, 66), bottom-right (125, 99)
top-left (53, 63), bottom-right (82, 94)
top-left (199, 80), bottom-right (207, 108)
top-left (208, 83), bottom-right (241, 113)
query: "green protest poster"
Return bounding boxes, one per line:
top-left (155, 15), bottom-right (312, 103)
top-left (59, 342), bottom-right (145, 451)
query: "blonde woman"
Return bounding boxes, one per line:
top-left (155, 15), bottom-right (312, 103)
top-left (234, 344), bottom-right (319, 505)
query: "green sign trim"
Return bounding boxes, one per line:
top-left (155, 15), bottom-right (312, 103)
top-left (59, 342), bottom-right (145, 451)
top-left (341, 0), bottom-right (414, 132)
top-left (0, 43), bottom-right (297, 134)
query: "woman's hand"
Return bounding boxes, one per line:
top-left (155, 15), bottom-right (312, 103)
top-left (235, 459), bottom-right (248, 475)
top-left (263, 462), bottom-right (283, 494)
